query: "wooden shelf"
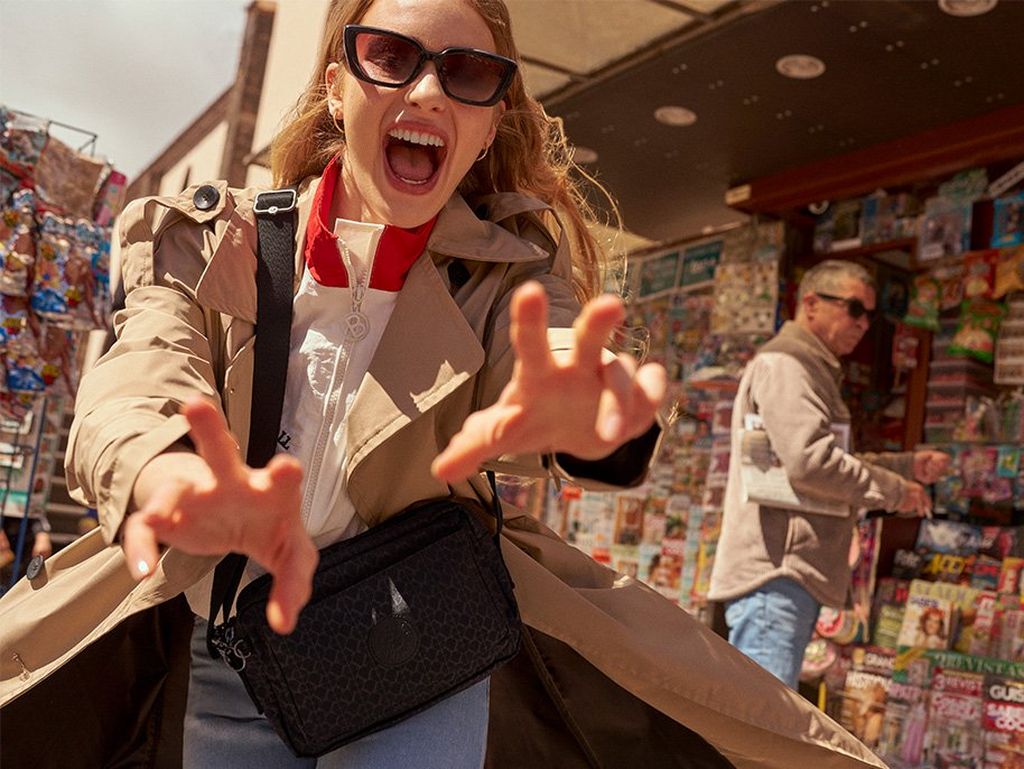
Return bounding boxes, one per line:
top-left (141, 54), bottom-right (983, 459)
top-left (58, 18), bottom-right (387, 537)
top-left (814, 238), bottom-right (917, 270)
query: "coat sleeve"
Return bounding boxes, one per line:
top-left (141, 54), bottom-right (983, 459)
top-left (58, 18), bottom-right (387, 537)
top-left (750, 351), bottom-right (905, 511)
top-left (64, 192), bottom-right (228, 546)
top-left (474, 209), bottom-right (663, 490)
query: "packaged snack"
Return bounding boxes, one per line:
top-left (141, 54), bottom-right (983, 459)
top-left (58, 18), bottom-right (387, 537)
top-left (949, 299), bottom-right (1006, 363)
top-left (0, 108), bottom-right (48, 177)
top-left (991, 191), bottom-right (1024, 248)
top-left (0, 188), bottom-right (36, 296)
top-left (903, 274), bottom-right (941, 331)
top-left (92, 169), bottom-right (126, 227)
top-left (32, 135), bottom-right (106, 219)
top-left (963, 249), bottom-right (998, 298)
top-left (931, 257), bottom-right (966, 310)
top-left (0, 168), bottom-right (18, 204)
top-left (30, 213), bottom-right (72, 324)
top-left (891, 322), bottom-right (919, 370)
top-left (993, 245), bottom-right (1024, 298)
top-left (919, 199), bottom-right (972, 263)
top-left (0, 294), bottom-right (31, 351)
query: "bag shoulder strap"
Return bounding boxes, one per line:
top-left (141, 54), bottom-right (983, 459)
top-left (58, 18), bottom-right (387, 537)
top-left (208, 188), bottom-right (297, 658)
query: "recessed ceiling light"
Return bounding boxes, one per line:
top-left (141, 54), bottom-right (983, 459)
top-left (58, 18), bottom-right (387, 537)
top-left (939, 0), bottom-right (997, 16)
top-left (572, 146), bottom-right (598, 164)
top-left (776, 54), bottom-right (826, 79)
top-left (654, 106), bottom-right (698, 126)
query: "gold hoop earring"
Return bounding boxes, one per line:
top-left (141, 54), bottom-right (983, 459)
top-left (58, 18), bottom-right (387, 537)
top-left (476, 145), bottom-right (489, 162)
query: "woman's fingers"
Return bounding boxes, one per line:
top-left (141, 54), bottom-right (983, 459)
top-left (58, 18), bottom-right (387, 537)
top-left (635, 362), bottom-right (668, 418)
top-left (266, 530), bottom-right (319, 634)
top-left (431, 404), bottom-right (521, 484)
top-left (122, 510), bottom-right (164, 580)
top-left (183, 398), bottom-right (242, 481)
top-left (573, 294), bottom-right (624, 370)
top-left (596, 353), bottom-right (637, 443)
top-left (509, 282), bottom-right (553, 376)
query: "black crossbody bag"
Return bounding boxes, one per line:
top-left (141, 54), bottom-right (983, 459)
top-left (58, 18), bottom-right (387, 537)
top-left (206, 189), bottom-right (522, 758)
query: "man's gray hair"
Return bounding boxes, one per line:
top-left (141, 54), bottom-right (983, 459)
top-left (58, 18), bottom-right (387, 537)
top-left (797, 259), bottom-right (875, 301)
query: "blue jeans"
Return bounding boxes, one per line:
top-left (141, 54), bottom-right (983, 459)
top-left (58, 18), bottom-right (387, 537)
top-left (723, 577), bottom-right (820, 689)
top-left (184, 619), bottom-right (490, 769)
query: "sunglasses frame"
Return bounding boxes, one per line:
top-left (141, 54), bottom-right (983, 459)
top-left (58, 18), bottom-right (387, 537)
top-left (343, 24), bottom-right (518, 107)
top-left (815, 292), bottom-right (876, 321)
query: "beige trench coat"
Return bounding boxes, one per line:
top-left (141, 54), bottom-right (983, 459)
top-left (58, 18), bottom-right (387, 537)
top-left (0, 175), bottom-right (887, 769)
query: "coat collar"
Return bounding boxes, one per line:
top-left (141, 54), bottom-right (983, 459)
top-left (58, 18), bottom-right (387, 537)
top-left (194, 179), bottom-right (548, 322)
top-left (194, 175), bottom-right (551, 483)
top-left (776, 321), bottom-right (843, 382)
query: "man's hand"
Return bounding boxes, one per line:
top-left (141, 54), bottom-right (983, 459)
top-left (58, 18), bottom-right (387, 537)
top-left (897, 479), bottom-right (932, 518)
top-left (913, 450), bottom-right (951, 484)
top-left (431, 282), bottom-right (667, 483)
top-left (32, 530), bottom-right (52, 560)
top-left (0, 529), bottom-right (11, 568)
top-left (123, 398), bottom-right (318, 634)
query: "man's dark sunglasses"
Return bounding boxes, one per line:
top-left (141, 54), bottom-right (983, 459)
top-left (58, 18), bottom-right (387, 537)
top-left (343, 25), bottom-right (517, 107)
top-left (816, 292), bottom-right (876, 321)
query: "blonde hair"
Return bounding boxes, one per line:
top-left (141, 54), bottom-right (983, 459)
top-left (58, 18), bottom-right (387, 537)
top-left (270, 0), bottom-right (618, 303)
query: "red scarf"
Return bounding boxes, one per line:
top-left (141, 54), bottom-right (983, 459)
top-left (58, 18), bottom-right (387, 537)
top-left (304, 155), bottom-right (436, 290)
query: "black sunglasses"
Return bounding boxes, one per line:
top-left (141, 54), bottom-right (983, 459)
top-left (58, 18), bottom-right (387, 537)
top-left (815, 292), bottom-right (876, 321)
top-left (343, 25), bottom-right (517, 107)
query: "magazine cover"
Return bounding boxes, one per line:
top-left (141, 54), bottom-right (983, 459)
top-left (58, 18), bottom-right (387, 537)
top-left (873, 604), bottom-right (907, 651)
top-left (651, 536), bottom-right (684, 602)
top-left (966, 591), bottom-right (1000, 658)
top-left (878, 679), bottom-right (929, 769)
top-left (610, 544), bottom-right (640, 581)
top-left (983, 674), bottom-right (1024, 769)
top-left (995, 609), bottom-right (1024, 663)
top-left (613, 493), bottom-right (647, 546)
top-left (999, 556), bottom-right (1024, 596)
top-left (924, 669), bottom-right (985, 768)
top-left (917, 519), bottom-right (984, 555)
top-left (893, 549), bottom-right (926, 580)
top-left (971, 555), bottom-right (1003, 592)
top-left (898, 583), bottom-right (955, 651)
top-left (839, 667), bottom-right (890, 750)
top-left (636, 542), bottom-right (663, 585)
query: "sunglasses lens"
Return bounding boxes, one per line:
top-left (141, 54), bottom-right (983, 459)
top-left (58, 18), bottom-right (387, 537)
top-left (354, 31), bottom-right (420, 84)
top-left (848, 300), bottom-right (875, 321)
top-left (439, 51), bottom-right (509, 104)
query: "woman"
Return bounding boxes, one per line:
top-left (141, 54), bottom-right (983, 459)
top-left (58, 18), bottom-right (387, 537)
top-left (0, 2), bottom-right (888, 768)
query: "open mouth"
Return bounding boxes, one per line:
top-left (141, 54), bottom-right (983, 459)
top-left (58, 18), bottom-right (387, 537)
top-left (384, 128), bottom-right (447, 187)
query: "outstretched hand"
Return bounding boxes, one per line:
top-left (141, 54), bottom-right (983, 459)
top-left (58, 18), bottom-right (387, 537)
top-left (122, 398), bottom-right (318, 633)
top-left (432, 281), bottom-right (667, 484)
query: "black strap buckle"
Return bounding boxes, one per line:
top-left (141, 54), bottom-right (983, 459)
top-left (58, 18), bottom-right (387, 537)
top-left (253, 189), bottom-right (298, 216)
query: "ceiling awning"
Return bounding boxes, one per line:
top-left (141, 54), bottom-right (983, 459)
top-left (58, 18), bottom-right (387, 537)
top-left (509, 0), bottom-right (736, 101)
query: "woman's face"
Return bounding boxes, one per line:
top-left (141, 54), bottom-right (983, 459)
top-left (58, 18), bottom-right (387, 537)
top-left (326, 0), bottom-right (505, 227)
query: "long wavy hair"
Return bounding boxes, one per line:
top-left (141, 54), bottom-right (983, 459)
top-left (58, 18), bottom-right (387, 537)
top-left (270, 0), bottom-right (620, 303)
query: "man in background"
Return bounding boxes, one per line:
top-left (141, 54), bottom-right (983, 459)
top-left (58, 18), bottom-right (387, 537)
top-left (708, 259), bottom-right (949, 688)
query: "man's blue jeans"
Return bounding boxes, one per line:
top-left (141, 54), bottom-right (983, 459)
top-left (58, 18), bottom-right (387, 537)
top-left (723, 577), bottom-right (821, 689)
top-left (183, 618), bottom-right (489, 769)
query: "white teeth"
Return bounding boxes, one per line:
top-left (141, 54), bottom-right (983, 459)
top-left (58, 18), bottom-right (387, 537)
top-left (387, 128), bottom-right (446, 148)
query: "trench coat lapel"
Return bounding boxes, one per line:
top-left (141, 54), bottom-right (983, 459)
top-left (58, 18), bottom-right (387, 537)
top-left (343, 251), bottom-right (484, 483)
top-left (342, 194), bottom-right (549, 492)
top-left (194, 177), bottom-right (317, 321)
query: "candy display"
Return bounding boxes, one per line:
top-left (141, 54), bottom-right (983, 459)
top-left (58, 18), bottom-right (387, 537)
top-left (948, 299), bottom-right (1005, 364)
top-left (904, 274), bottom-right (942, 331)
top-left (995, 296), bottom-right (1024, 385)
top-left (0, 105), bottom-right (117, 415)
top-left (992, 191), bottom-right (1024, 249)
top-left (994, 246), bottom-right (1024, 299)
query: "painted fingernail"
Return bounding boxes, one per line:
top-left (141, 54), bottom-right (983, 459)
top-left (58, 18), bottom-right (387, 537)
top-left (137, 559), bottom-right (151, 576)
